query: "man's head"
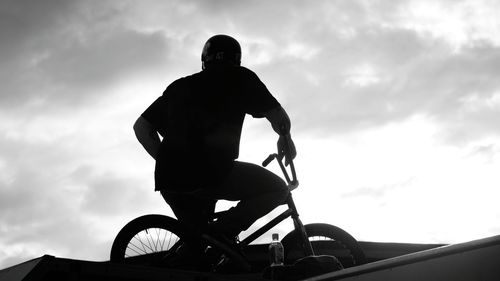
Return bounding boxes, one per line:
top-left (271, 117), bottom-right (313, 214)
top-left (201, 34), bottom-right (242, 70)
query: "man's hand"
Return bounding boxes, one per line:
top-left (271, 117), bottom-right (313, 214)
top-left (261, 106), bottom-right (296, 165)
top-left (278, 134), bottom-right (296, 166)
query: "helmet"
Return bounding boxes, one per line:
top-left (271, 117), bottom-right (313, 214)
top-left (201, 35), bottom-right (242, 69)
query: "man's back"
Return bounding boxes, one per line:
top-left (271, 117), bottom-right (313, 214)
top-left (143, 65), bottom-right (279, 190)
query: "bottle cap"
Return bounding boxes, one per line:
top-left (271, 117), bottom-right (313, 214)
top-left (272, 233), bottom-right (279, 240)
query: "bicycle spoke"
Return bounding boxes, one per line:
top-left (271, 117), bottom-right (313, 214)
top-left (166, 232), bottom-right (173, 250)
top-left (156, 228), bottom-right (165, 251)
top-left (126, 244), bottom-right (146, 257)
top-left (151, 229), bottom-right (158, 250)
top-left (160, 228), bottom-right (168, 250)
top-left (111, 215), bottom-right (191, 263)
top-left (131, 234), bottom-right (147, 254)
top-left (123, 227), bottom-right (182, 258)
top-left (126, 240), bottom-right (149, 257)
top-left (151, 228), bottom-right (158, 251)
top-left (134, 232), bottom-right (155, 253)
top-left (169, 232), bottom-right (180, 250)
top-left (144, 229), bottom-right (156, 253)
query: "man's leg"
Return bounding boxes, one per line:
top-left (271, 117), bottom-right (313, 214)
top-left (210, 161), bottom-right (289, 237)
top-left (159, 191), bottom-right (215, 269)
top-left (160, 191), bottom-right (215, 231)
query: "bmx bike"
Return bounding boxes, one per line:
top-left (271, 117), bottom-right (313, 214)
top-left (110, 153), bottom-right (365, 272)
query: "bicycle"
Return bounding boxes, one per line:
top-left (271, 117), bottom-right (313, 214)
top-left (110, 152), bottom-right (366, 272)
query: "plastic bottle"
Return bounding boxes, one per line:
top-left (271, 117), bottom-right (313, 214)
top-left (269, 233), bottom-right (284, 267)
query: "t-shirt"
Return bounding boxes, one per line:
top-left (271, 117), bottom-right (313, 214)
top-left (142, 65), bottom-right (280, 191)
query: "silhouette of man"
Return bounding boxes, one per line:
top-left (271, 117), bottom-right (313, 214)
top-left (134, 34), bottom-right (296, 262)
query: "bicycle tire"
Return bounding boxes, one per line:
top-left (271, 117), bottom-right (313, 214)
top-left (281, 223), bottom-right (366, 268)
top-left (110, 214), bottom-right (251, 271)
top-left (110, 214), bottom-right (186, 264)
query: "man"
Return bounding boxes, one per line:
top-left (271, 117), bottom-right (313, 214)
top-left (133, 34), bottom-right (296, 261)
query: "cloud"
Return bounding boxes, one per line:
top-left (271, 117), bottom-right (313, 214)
top-left (3, 0), bottom-right (499, 143)
top-left (393, 0), bottom-right (500, 49)
top-left (2, 0), bottom-right (500, 267)
top-left (255, 21), bottom-right (500, 145)
top-left (253, 25), bottom-right (430, 130)
top-left (0, 132), bottom-right (159, 267)
top-left (75, 165), bottom-right (157, 216)
top-left (0, 132), bottom-right (81, 231)
top-left (0, 0), bottom-right (171, 111)
top-left (341, 178), bottom-right (415, 199)
top-left (165, 0), bottom-right (500, 146)
top-left (35, 28), bottom-right (169, 101)
top-left (465, 143), bottom-right (499, 164)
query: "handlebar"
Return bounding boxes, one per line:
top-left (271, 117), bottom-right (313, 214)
top-left (262, 153), bottom-right (299, 191)
top-left (262, 154), bottom-right (276, 167)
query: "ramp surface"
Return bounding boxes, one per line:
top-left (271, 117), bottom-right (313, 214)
top-left (0, 255), bottom-right (265, 281)
top-left (305, 234), bottom-right (500, 281)
top-left (1, 236), bottom-right (498, 281)
top-left (0, 257), bottom-right (43, 281)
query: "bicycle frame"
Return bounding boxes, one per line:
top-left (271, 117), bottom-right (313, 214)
top-left (237, 154), bottom-right (315, 256)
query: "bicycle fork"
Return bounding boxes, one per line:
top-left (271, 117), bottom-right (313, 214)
top-left (287, 195), bottom-right (315, 256)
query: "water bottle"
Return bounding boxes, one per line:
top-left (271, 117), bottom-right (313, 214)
top-left (269, 233), bottom-right (284, 267)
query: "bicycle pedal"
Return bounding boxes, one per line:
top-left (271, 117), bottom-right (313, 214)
top-left (201, 233), bottom-right (251, 272)
top-left (214, 254), bottom-right (251, 273)
top-left (215, 254), bottom-right (229, 268)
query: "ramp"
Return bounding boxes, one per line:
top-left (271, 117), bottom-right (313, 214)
top-left (305, 234), bottom-right (500, 281)
top-left (1, 235), bottom-right (499, 281)
top-left (0, 256), bottom-right (43, 281)
top-left (0, 255), bottom-right (265, 281)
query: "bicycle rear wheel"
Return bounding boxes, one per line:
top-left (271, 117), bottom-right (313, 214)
top-left (110, 214), bottom-right (251, 271)
top-left (281, 223), bottom-right (366, 268)
top-left (110, 214), bottom-right (185, 265)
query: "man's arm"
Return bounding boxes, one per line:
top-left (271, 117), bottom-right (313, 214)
top-left (262, 106), bottom-right (291, 135)
top-left (261, 106), bottom-right (297, 165)
top-left (133, 116), bottom-right (161, 160)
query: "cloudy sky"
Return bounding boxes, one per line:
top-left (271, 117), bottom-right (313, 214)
top-left (1, 0), bottom-right (500, 268)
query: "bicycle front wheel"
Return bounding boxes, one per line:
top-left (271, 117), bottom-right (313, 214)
top-left (281, 223), bottom-right (366, 268)
top-left (110, 214), bottom-right (185, 265)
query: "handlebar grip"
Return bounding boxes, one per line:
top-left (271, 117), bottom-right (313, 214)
top-left (262, 154), bottom-right (276, 167)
